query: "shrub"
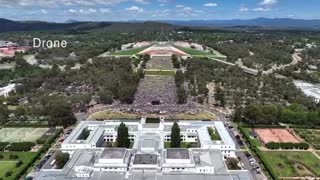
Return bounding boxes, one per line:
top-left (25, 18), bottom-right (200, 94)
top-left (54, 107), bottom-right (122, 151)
top-left (5, 171), bottom-right (12, 177)
top-left (9, 154), bottom-right (19, 160)
top-left (6, 142), bottom-right (35, 151)
top-left (16, 160), bottom-right (23, 167)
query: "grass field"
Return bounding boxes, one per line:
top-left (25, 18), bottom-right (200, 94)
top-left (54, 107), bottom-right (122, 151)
top-left (0, 128), bottom-right (49, 143)
top-left (295, 129), bottom-right (320, 149)
top-left (0, 152), bottom-right (37, 180)
top-left (89, 110), bottom-right (140, 120)
top-left (261, 151), bottom-right (320, 177)
top-left (175, 46), bottom-right (226, 58)
top-left (172, 111), bottom-right (215, 120)
top-left (111, 47), bottom-right (147, 56)
top-left (144, 70), bottom-right (175, 76)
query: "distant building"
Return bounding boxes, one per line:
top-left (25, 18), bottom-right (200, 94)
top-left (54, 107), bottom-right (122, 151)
top-left (35, 119), bottom-right (252, 180)
top-left (0, 40), bottom-right (29, 57)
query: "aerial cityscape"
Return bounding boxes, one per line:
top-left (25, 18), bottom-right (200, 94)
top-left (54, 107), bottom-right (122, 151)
top-left (1, 0), bottom-right (320, 180)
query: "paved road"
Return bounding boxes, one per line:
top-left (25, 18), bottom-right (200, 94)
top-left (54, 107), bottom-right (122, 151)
top-left (228, 123), bottom-right (268, 180)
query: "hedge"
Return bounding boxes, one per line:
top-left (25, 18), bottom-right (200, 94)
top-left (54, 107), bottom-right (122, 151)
top-left (6, 142), bottom-right (35, 152)
top-left (241, 124), bottom-right (286, 129)
top-left (238, 125), bottom-right (279, 180)
top-left (265, 142), bottom-right (309, 150)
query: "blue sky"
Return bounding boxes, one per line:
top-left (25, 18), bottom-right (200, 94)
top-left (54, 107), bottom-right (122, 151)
top-left (0, 0), bottom-right (319, 22)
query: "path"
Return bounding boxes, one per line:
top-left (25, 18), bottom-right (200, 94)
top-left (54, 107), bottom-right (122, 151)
top-left (210, 52), bottom-right (302, 76)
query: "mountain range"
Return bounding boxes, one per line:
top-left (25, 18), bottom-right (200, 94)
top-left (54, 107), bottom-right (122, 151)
top-left (161, 18), bottom-right (320, 29)
top-left (1, 18), bottom-right (320, 33)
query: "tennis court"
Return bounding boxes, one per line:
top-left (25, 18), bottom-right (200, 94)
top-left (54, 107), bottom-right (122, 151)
top-left (0, 128), bottom-right (49, 142)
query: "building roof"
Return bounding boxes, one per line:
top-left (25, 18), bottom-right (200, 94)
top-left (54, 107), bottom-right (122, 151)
top-left (133, 154), bottom-right (158, 164)
top-left (166, 148), bottom-right (190, 159)
top-left (100, 148), bottom-right (126, 159)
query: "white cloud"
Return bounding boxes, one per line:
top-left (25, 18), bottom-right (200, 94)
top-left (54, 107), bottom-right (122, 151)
top-left (239, 7), bottom-right (249, 12)
top-left (99, 8), bottom-right (111, 14)
top-left (135, 0), bottom-right (149, 4)
top-left (68, 9), bottom-right (77, 13)
top-left (40, 9), bottom-right (48, 14)
top-left (204, 3), bottom-right (218, 7)
top-left (0, 0), bottom-right (128, 8)
top-left (125, 6), bottom-right (143, 13)
top-left (253, 7), bottom-right (271, 12)
top-left (176, 4), bottom-right (184, 8)
top-left (260, 0), bottom-right (277, 6)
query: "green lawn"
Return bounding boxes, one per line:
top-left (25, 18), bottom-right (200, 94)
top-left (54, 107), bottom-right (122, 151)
top-left (242, 128), bottom-right (262, 147)
top-left (89, 110), bottom-right (140, 120)
top-left (261, 151), bottom-right (320, 177)
top-left (111, 47), bottom-right (148, 56)
top-left (175, 46), bottom-right (225, 58)
top-left (164, 142), bottom-right (196, 148)
top-left (144, 70), bottom-right (175, 76)
top-left (0, 152), bottom-right (37, 180)
top-left (172, 111), bottom-right (215, 120)
top-left (0, 162), bottom-right (16, 178)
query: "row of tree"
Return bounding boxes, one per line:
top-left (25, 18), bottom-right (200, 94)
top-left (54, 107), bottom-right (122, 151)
top-left (235, 103), bottom-right (320, 126)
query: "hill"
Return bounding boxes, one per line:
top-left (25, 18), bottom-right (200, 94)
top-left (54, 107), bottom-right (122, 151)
top-left (161, 18), bottom-right (320, 29)
top-left (0, 19), bottom-right (177, 33)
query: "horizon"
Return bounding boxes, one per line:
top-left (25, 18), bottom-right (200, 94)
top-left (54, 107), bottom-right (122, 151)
top-left (0, 0), bottom-right (319, 22)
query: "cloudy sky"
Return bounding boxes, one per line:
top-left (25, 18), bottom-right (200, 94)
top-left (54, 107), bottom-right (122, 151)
top-left (0, 0), bottom-right (319, 22)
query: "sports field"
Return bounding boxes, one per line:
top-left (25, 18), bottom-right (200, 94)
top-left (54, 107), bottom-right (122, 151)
top-left (254, 128), bottom-right (301, 144)
top-left (0, 128), bottom-right (49, 143)
top-left (261, 151), bottom-right (320, 177)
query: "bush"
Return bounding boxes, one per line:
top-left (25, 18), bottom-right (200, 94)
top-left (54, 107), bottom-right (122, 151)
top-left (16, 160), bottom-right (23, 167)
top-left (5, 171), bottom-right (12, 177)
top-left (265, 142), bottom-right (309, 150)
top-left (9, 154), bottom-right (19, 160)
top-left (6, 142), bottom-right (35, 151)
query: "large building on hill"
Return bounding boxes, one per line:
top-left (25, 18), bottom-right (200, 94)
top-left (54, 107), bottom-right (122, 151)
top-left (35, 118), bottom-right (252, 180)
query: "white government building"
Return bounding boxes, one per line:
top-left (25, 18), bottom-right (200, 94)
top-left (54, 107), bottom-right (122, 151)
top-left (35, 118), bottom-right (252, 180)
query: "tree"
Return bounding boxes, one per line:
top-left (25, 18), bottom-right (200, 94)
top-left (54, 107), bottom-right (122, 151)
top-left (46, 98), bottom-right (76, 127)
top-left (0, 104), bottom-right (9, 125)
top-left (214, 85), bottom-right (225, 107)
top-left (55, 151), bottom-right (70, 169)
top-left (117, 123), bottom-right (130, 148)
top-left (171, 122), bottom-right (181, 148)
top-left (98, 90), bottom-right (113, 104)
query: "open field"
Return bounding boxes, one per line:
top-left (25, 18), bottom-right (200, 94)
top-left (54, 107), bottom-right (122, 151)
top-left (171, 111), bottom-right (215, 120)
top-left (0, 162), bottom-right (16, 178)
top-left (0, 128), bottom-right (49, 143)
top-left (175, 46), bottom-right (226, 58)
top-left (254, 128), bottom-right (301, 144)
top-left (144, 70), bottom-right (175, 76)
top-left (295, 129), bottom-right (320, 149)
top-left (89, 110), bottom-right (140, 120)
top-left (111, 47), bottom-right (147, 56)
top-left (0, 152), bottom-right (37, 180)
top-left (260, 151), bottom-right (320, 177)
